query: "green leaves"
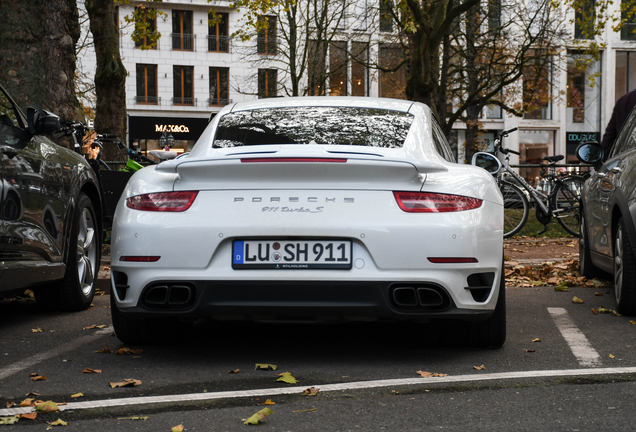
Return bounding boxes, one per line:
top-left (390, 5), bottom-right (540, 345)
top-left (244, 408), bottom-right (274, 425)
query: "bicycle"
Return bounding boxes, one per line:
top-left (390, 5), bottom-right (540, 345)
top-left (472, 127), bottom-right (585, 239)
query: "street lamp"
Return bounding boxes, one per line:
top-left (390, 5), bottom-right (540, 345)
top-left (159, 132), bottom-right (174, 150)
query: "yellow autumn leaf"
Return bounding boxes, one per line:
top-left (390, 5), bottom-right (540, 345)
top-left (70, 393), bottom-right (83, 399)
top-left (255, 363), bottom-right (277, 371)
top-left (276, 372), bottom-right (298, 384)
top-left (572, 296), bottom-right (584, 304)
top-left (0, 416), bottom-right (19, 425)
top-left (609, 354), bottom-right (615, 359)
top-left (263, 399), bottom-right (276, 405)
top-left (171, 425), bottom-right (184, 432)
top-left (49, 418), bottom-right (68, 426)
top-left (416, 371), bottom-right (449, 377)
top-left (532, 338), bottom-right (542, 342)
top-left (473, 365), bottom-right (486, 370)
top-left (32, 328), bottom-right (44, 333)
top-left (35, 401), bottom-right (59, 413)
top-left (244, 408), bottom-right (273, 425)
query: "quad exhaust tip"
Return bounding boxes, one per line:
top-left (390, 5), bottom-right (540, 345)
top-left (142, 283), bottom-right (196, 309)
top-left (391, 286), bottom-right (446, 309)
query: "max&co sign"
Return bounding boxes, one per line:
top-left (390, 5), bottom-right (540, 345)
top-left (155, 124), bottom-right (190, 133)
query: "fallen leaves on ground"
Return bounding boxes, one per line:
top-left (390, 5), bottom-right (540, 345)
top-left (35, 401), bottom-right (59, 413)
top-left (70, 393), bottom-right (83, 399)
top-left (572, 296), bottom-right (584, 304)
top-left (263, 399), bottom-right (275, 405)
top-left (255, 364), bottom-right (277, 371)
top-left (416, 371), bottom-right (449, 377)
top-left (116, 348), bottom-right (142, 355)
top-left (0, 415), bottom-right (20, 425)
top-left (32, 328), bottom-right (44, 333)
top-left (532, 338), bottom-right (542, 342)
top-left (244, 408), bottom-right (273, 425)
top-left (228, 369), bottom-right (240, 374)
top-left (20, 413), bottom-right (37, 420)
top-left (49, 418), bottom-right (67, 426)
top-left (117, 416), bottom-right (149, 421)
top-left (30, 373), bottom-right (46, 381)
top-left (526, 349), bottom-right (536, 353)
top-left (594, 306), bottom-right (622, 316)
top-left (5, 401), bottom-right (13, 408)
top-left (302, 387), bottom-right (320, 396)
top-left (505, 259), bottom-right (609, 289)
top-left (171, 425), bottom-right (184, 432)
top-left (83, 325), bottom-right (107, 330)
top-left (95, 347), bottom-right (113, 354)
top-left (276, 372), bottom-right (298, 384)
top-left (293, 408), bottom-right (318, 413)
top-left (19, 398), bottom-right (35, 407)
top-left (473, 365), bottom-right (486, 370)
top-left (109, 379), bottom-right (142, 388)
top-left (609, 354), bottom-right (615, 359)
top-left (82, 368), bottom-right (101, 374)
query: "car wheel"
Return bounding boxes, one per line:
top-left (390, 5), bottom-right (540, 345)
top-left (614, 218), bottom-right (636, 315)
top-left (442, 262), bottom-right (506, 348)
top-left (35, 193), bottom-right (100, 311)
top-left (111, 293), bottom-right (193, 345)
top-left (579, 210), bottom-right (602, 279)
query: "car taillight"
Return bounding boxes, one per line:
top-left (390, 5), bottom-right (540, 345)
top-left (394, 191), bottom-right (482, 213)
top-left (126, 191), bottom-right (198, 212)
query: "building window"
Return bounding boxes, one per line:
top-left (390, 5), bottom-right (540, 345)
top-left (379, 44), bottom-right (406, 99)
top-left (257, 16), bottom-right (277, 55)
top-left (523, 53), bottom-right (552, 120)
top-left (615, 51), bottom-right (636, 102)
top-left (566, 52), bottom-right (601, 157)
top-left (519, 130), bottom-right (555, 186)
top-left (134, 8), bottom-right (157, 49)
top-left (329, 41), bottom-right (347, 96)
top-left (209, 12), bottom-right (229, 52)
top-left (622, 0), bottom-right (636, 40)
top-left (258, 69), bottom-right (277, 98)
top-left (308, 40), bottom-right (327, 96)
top-left (136, 64), bottom-right (158, 104)
top-left (488, 0), bottom-right (501, 31)
top-left (379, 0), bottom-right (393, 32)
top-left (574, 0), bottom-right (595, 40)
top-left (172, 10), bottom-right (194, 51)
top-left (351, 42), bottom-right (368, 96)
top-left (567, 63), bottom-right (586, 123)
top-left (173, 65), bottom-right (194, 106)
top-left (210, 67), bottom-right (230, 106)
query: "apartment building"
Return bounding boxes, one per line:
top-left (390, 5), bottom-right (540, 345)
top-left (78, 0), bottom-right (636, 178)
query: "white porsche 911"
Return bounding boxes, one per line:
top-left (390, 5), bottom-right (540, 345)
top-left (110, 97), bottom-right (505, 347)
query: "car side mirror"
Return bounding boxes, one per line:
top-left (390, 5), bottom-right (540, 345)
top-left (27, 106), bottom-right (61, 136)
top-left (575, 141), bottom-right (603, 166)
top-left (471, 152), bottom-right (501, 175)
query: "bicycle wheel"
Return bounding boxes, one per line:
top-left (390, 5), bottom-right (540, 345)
top-left (551, 176), bottom-right (584, 237)
top-left (500, 181), bottom-right (529, 239)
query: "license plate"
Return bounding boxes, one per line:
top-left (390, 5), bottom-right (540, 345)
top-left (232, 240), bottom-right (352, 269)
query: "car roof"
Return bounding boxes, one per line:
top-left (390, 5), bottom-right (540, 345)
top-left (228, 96), bottom-right (418, 113)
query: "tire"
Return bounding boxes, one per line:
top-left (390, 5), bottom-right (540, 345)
top-left (35, 193), bottom-right (100, 311)
top-left (441, 262), bottom-right (507, 348)
top-left (614, 218), bottom-right (636, 315)
top-left (500, 181), bottom-right (529, 239)
top-left (552, 177), bottom-right (584, 237)
top-left (111, 293), bottom-right (193, 345)
top-left (579, 210), bottom-right (603, 278)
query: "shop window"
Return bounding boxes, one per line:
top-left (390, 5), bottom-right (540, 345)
top-left (136, 64), bottom-right (158, 104)
top-left (519, 130), bottom-right (554, 188)
top-left (209, 67), bottom-right (230, 106)
top-left (379, 44), bottom-right (406, 99)
top-left (173, 65), bottom-right (195, 106)
top-left (574, 0), bottom-right (595, 39)
top-left (134, 8), bottom-right (157, 49)
top-left (615, 51), bottom-right (636, 102)
top-left (258, 69), bottom-right (277, 98)
top-left (172, 10), bottom-right (194, 51)
top-left (329, 41), bottom-right (347, 96)
top-left (257, 16), bottom-right (277, 55)
top-left (209, 12), bottom-right (229, 52)
top-left (351, 42), bottom-right (368, 96)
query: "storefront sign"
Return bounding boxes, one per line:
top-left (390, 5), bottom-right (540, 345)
top-left (129, 115), bottom-right (211, 146)
top-left (155, 124), bottom-right (191, 133)
top-left (566, 132), bottom-right (599, 146)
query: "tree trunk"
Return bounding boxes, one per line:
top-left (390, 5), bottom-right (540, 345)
top-left (86, 0), bottom-right (127, 146)
top-left (0, 0), bottom-right (82, 139)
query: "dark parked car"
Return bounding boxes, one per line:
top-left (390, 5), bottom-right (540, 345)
top-left (578, 112), bottom-right (636, 316)
top-left (0, 83), bottom-right (102, 311)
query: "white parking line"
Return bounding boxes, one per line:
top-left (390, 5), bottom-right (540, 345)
top-left (0, 326), bottom-right (114, 381)
top-left (2, 366), bottom-right (636, 416)
top-left (548, 307), bottom-right (601, 367)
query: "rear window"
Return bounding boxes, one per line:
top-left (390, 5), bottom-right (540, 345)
top-left (213, 106), bottom-right (413, 148)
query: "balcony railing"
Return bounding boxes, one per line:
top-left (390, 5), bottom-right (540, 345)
top-left (172, 97), bottom-right (197, 106)
top-left (208, 97), bottom-right (232, 106)
top-left (208, 35), bottom-right (230, 52)
top-left (172, 33), bottom-right (195, 51)
top-left (135, 95), bottom-right (160, 105)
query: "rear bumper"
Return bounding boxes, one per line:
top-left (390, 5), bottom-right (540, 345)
top-left (111, 278), bottom-right (498, 323)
